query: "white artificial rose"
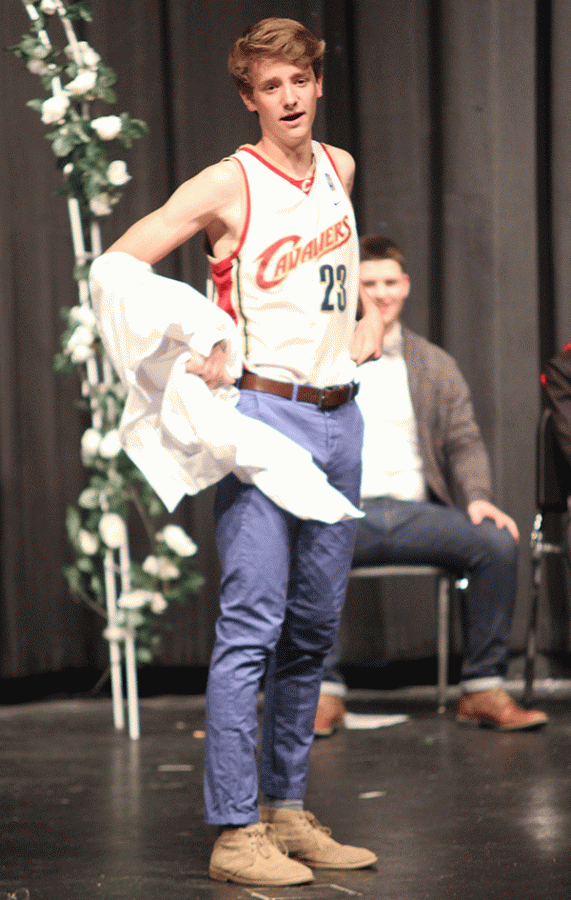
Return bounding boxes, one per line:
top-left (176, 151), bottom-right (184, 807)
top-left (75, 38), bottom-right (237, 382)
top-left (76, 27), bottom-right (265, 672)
top-left (142, 555), bottom-right (159, 577)
top-left (69, 305), bottom-right (96, 327)
top-left (78, 529), bottom-right (99, 555)
top-left (65, 70), bottom-right (97, 96)
top-left (65, 42), bottom-right (101, 69)
top-left (112, 382), bottom-right (128, 400)
top-left (107, 160), bottom-right (131, 186)
top-left (99, 512), bottom-right (127, 549)
top-left (142, 555), bottom-right (180, 580)
top-left (162, 524), bottom-right (198, 557)
top-left (40, 0), bottom-right (58, 13)
top-left (91, 115), bottom-right (122, 140)
top-left (81, 427), bottom-right (102, 456)
top-left (99, 430), bottom-right (122, 459)
top-left (27, 59), bottom-right (49, 76)
top-left (118, 589), bottom-right (152, 609)
top-left (103, 624), bottom-right (128, 642)
top-left (158, 560), bottom-right (180, 580)
top-left (81, 47), bottom-right (101, 68)
top-left (121, 609), bottom-right (145, 633)
top-left (123, 610), bottom-right (145, 628)
top-left (30, 44), bottom-right (50, 60)
top-left (70, 344), bottom-right (94, 363)
top-left (89, 193), bottom-right (113, 216)
top-left (78, 487), bottom-right (101, 509)
top-left (41, 94), bottom-right (70, 125)
top-left (66, 324), bottom-right (94, 352)
top-left (150, 593), bottom-right (168, 615)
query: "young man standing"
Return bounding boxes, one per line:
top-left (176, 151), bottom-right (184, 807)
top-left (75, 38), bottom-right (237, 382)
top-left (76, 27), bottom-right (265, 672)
top-left (102, 18), bottom-right (381, 887)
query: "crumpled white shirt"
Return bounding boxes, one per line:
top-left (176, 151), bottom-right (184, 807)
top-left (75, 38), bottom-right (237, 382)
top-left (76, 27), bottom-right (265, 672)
top-left (88, 253), bottom-right (362, 523)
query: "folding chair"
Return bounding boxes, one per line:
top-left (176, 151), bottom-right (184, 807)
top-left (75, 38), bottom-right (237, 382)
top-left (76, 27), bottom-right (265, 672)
top-left (349, 564), bottom-right (459, 712)
top-left (524, 408), bottom-right (571, 704)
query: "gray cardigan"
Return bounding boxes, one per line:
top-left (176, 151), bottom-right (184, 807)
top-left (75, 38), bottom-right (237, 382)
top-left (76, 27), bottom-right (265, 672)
top-left (401, 327), bottom-right (493, 510)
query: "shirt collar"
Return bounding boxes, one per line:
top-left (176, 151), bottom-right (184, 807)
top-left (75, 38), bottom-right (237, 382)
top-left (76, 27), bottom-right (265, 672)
top-left (382, 323), bottom-right (403, 357)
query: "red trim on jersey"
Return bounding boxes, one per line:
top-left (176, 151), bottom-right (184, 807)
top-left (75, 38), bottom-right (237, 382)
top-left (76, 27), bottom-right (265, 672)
top-left (207, 156), bottom-right (251, 323)
top-left (209, 257), bottom-right (237, 325)
top-left (238, 145), bottom-right (314, 193)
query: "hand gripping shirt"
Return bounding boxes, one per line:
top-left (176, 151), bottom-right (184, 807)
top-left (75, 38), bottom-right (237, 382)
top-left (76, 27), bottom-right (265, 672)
top-left (208, 141), bottom-right (359, 388)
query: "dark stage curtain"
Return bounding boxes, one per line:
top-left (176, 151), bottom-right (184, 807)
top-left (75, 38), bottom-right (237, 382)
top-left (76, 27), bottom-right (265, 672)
top-left (1, 0), bottom-right (570, 682)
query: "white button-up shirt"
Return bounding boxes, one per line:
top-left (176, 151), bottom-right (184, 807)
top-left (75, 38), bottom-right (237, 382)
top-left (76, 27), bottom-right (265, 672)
top-left (357, 324), bottom-right (427, 501)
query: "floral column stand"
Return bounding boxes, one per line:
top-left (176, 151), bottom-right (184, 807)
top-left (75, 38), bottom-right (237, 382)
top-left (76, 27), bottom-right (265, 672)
top-left (68, 208), bottom-right (140, 738)
top-left (12, 0), bottom-right (203, 739)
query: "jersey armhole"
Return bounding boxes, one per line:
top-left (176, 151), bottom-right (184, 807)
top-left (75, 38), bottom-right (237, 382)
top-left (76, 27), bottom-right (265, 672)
top-left (320, 143), bottom-right (343, 185)
top-left (206, 156), bottom-right (251, 264)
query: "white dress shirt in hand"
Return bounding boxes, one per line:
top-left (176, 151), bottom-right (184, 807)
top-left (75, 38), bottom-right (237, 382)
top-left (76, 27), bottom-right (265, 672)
top-left (89, 252), bottom-right (362, 523)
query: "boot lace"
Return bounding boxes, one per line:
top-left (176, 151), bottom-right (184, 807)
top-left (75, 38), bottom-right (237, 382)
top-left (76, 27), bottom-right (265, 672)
top-left (246, 822), bottom-right (289, 858)
top-left (303, 810), bottom-right (332, 836)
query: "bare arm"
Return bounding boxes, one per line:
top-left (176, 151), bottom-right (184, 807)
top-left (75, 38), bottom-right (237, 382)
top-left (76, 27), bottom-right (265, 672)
top-left (323, 145), bottom-right (384, 365)
top-left (105, 161), bottom-right (244, 387)
top-left (106, 160), bottom-right (244, 265)
top-left (323, 143), bottom-right (355, 196)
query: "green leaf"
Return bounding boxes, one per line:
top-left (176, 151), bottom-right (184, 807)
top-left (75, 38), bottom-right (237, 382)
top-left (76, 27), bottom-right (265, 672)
top-left (66, 1), bottom-right (94, 22)
top-left (74, 263), bottom-right (91, 283)
top-left (65, 506), bottom-right (82, 544)
top-left (90, 574), bottom-right (103, 597)
top-left (52, 352), bottom-right (74, 374)
top-left (51, 135), bottom-right (75, 158)
top-left (63, 565), bottom-right (83, 595)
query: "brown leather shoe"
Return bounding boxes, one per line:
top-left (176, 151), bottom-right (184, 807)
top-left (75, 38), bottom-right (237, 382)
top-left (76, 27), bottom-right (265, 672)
top-left (314, 693), bottom-right (345, 737)
top-left (259, 807), bottom-right (377, 869)
top-left (209, 822), bottom-right (314, 886)
top-left (456, 687), bottom-right (548, 731)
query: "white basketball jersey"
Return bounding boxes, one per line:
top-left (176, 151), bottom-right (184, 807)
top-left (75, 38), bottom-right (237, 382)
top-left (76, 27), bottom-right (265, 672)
top-left (209, 141), bottom-right (359, 388)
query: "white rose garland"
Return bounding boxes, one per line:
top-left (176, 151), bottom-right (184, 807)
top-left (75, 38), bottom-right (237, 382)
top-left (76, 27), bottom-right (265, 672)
top-left (12, 0), bottom-right (204, 667)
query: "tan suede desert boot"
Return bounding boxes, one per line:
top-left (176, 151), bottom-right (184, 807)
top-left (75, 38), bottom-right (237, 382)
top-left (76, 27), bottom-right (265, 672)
top-left (208, 821), bottom-right (314, 886)
top-left (259, 807), bottom-right (377, 869)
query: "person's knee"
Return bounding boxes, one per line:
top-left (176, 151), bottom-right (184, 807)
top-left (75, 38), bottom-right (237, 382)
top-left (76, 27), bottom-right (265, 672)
top-left (288, 616), bottom-right (338, 658)
top-left (479, 522), bottom-right (518, 570)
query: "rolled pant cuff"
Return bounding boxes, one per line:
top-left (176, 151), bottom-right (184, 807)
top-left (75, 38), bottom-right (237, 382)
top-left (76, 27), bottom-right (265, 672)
top-left (460, 676), bottom-right (503, 694)
top-left (320, 679), bottom-right (347, 698)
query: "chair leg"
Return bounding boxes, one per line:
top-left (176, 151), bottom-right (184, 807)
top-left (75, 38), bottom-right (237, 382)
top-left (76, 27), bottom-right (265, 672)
top-left (436, 575), bottom-right (450, 712)
top-left (523, 554), bottom-right (541, 706)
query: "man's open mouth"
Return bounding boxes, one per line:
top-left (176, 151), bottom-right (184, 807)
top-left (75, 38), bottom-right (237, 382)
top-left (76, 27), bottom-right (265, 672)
top-left (281, 112), bottom-right (303, 122)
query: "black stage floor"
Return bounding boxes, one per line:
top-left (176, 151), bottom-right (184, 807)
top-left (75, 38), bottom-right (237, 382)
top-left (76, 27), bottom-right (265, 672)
top-left (1, 683), bottom-right (570, 900)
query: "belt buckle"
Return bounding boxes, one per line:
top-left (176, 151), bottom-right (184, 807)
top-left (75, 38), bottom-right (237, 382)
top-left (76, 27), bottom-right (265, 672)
top-left (317, 387), bottom-right (338, 410)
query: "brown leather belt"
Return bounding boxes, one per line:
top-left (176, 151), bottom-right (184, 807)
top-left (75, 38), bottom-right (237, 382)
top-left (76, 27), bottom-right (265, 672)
top-left (239, 371), bottom-right (359, 410)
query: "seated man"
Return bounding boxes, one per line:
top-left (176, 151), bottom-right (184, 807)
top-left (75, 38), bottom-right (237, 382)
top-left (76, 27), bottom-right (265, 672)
top-left (316, 236), bottom-right (548, 734)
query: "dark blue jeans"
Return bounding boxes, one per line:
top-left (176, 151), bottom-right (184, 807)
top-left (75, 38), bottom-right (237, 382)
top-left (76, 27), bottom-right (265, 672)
top-left (323, 496), bottom-right (518, 690)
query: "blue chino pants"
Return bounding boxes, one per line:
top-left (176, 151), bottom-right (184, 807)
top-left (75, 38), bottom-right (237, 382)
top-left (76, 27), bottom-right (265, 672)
top-left (204, 389), bottom-right (363, 825)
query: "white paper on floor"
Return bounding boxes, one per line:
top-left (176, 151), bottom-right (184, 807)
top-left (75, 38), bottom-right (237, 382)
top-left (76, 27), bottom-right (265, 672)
top-left (343, 712), bottom-right (410, 729)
